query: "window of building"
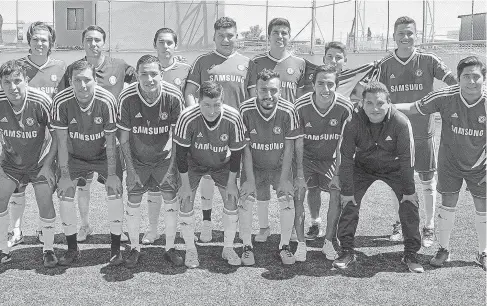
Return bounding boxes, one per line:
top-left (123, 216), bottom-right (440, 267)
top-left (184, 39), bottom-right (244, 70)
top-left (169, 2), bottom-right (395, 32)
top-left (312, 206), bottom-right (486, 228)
top-left (67, 8), bottom-right (84, 30)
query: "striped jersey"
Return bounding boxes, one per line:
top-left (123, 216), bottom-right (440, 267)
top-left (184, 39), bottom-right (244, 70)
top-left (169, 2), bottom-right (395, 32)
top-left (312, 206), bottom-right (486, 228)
top-left (117, 81), bottom-right (184, 167)
top-left (52, 85), bottom-right (117, 161)
top-left (162, 60), bottom-right (191, 92)
top-left (174, 104), bottom-right (246, 168)
top-left (240, 97), bottom-right (302, 170)
top-left (415, 85), bottom-right (486, 172)
top-left (295, 92), bottom-right (353, 161)
top-left (18, 56), bottom-right (66, 98)
top-left (0, 87), bottom-right (52, 170)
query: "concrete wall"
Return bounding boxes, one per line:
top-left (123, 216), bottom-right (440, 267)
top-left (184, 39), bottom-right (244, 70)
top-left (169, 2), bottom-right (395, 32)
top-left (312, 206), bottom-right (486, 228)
top-left (55, 0), bottom-right (96, 47)
top-left (459, 13), bottom-right (486, 41)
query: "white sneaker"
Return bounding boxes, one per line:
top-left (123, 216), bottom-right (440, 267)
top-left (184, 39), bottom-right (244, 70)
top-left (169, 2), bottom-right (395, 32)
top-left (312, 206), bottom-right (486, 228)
top-left (294, 242), bottom-right (307, 262)
top-left (255, 227), bottom-right (270, 242)
top-left (222, 247), bottom-right (241, 266)
top-left (322, 239), bottom-right (338, 260)
top-left (185, 248), bottom-right (199, 268)
top-left (290, 228), bottom-right (298, 242)
top-left (120, 231), bottom-right (129, 243)
top-left (199, 220), bottom-right (213, 242)
top-left (142, 230), bottom-right (160, 245)
top-left (77, 225), bottom-right (93, 242)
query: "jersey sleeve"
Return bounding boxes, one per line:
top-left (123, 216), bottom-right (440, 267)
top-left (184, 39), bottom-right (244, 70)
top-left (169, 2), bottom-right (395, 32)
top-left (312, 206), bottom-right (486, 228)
top-left (116, 97), bottom-right (131, 131)
top-left (186, 57), bottom-right (203, 88)
top-left (431, 55), bottom-right (453, 83)
top-left (246, 58), bottom-right (258, 90)
top-left (173, 111), bottom-right (193, 147)
top-left (296, 59), bottom-right (306, 89)
top-left (241, 111), bottom-right (251, 140)
top-left (299, 59), bottom-right (317, 90)
top-left (229, 114), bottom-right (247, 151)
top-left (38, 96), bottom-right (53, 131)
top-left (124, 63), bottom-right (137, 84)
top-left (284, 109), bottom-right (302, 140)
top-left (103, 99), bottom-right (118, 133)
top-left (170, 94), bottom-right (183, 126)
top-left (51, 97), bottom-right (69, 129)
top-left (415, 90), bottom-right (444, 116)
top-left (395, 117), bottom-right (416, 195)
top-left (339, 116), bottom-right (358, 196)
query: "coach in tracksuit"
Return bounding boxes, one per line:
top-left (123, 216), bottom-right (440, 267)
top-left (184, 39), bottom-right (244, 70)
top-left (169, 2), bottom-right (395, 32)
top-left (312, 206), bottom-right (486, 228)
top-left (332, 81), bottom-right (424, 273)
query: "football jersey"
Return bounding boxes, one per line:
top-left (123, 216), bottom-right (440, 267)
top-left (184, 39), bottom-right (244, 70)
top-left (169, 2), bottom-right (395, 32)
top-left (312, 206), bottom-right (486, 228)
top-left (18, 56), bottom-right (66, 98)
top-left (295, 92), bottom-right (353, 161)
top-left (247, 52), bottom-right (306, 103)
top-left (63, 56), bottom-right (137, 103)
top-left (52, 85), bottom-right (117, 161)
top-left (415, 85), bottom-right (486, 172)
top-left (376, 48), bottom-right (453, 139)
top-left (174, 104), bottom-right (246, 168)
top-left (163, 60), bottom-right (191, 92)
top-left (240, 97), bottom-right (301, 170)
top-left (117, 81), bottom-right (183, 167)
top-left (0, 87), bottom-right (51, 170)
top-left (187, 51), bottom-right (250, 110)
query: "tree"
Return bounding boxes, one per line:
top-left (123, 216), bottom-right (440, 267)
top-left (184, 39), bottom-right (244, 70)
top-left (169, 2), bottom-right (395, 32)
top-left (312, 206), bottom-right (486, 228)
top-left (241, 24), bottom-right (263, 40)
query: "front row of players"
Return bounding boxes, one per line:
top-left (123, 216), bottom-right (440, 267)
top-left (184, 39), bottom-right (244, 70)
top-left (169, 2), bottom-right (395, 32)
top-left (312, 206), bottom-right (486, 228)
top-left (0, 55), bottom-right (485, 272)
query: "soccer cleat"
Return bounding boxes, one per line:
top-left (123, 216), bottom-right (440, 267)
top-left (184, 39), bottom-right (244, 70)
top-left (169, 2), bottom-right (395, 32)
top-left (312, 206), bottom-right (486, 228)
top-left (389, 221), bottom-right (403, 242)
top-left (164, 248), bottom-right (184, 266)
top-left (402, 252), bottom-right (424, 273)
top-left (422, 227), bottom-right (434, 248)
top-left (43, 250), bottom-right (58, 268)
top-left (222, 247), bottom-right (241, 266)
top-left (125, 248), bottom-right (140, 268)
top-left (58, 248), bottom-right (80, 266)
top-left (36, 230), bottom-right (44, 244)
top-left (7, 231), bottom-right (24, 248)
top-left (142, 231), bottom-right (160, 245)
top-left (430, 247), bottom-right (451, 267)
top-left (199, 220), bottom-right (213, 243)
top-left (185, 248), bottom-right (199, 268)
top-left (475, 252), bottom-right (487, 271)
top-left (77, 225), bottom-right (94, 242)
top-left (241, 245), bottom-right (255, 266)
top-left (0, 252), bottom-right (12, 264)
top-left (305, 224), bottom-right (323, 240)
top-left (322, 239), bottom-right (338, 260)
top-left (109, 250), bottom-right (124, 266)
top-left (294, 242), bottom-right (307, 262)
top-left (279, 245), bottom-right (296, 265)
top-left (333, 249), bottom-right (356, 269)
top-left (255, 227), bottom-right (270, 242)
top-left (120, 232), bottom-right (129, 243)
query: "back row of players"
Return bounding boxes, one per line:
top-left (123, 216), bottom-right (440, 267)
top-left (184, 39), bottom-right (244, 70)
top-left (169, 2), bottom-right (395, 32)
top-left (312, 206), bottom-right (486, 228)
top-left (0, 16), bottom-right (485, 272)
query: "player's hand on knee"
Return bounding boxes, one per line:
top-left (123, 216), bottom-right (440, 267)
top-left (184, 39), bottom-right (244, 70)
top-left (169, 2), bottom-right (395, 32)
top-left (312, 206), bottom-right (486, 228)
top-left (401, 193), bottom-right (419, 205)
top-left (126, 169), bottom-right (142, 192)
top-left (294, 176), bottom-right (307, 200)
top-left (38, 164), bottom-right (55, 189)
top-left (57, 177), bottom-right (75, 200)
top-left (106, 174), bottom-right (123, 198)
top-left (278, 179), bottom-right (294, 202)
top-left (340, 194), bottom-right (357, 208)
top-left (328, 174), bottom-right (340, 191)
top-left (239, 180), bottom-right (256, 205)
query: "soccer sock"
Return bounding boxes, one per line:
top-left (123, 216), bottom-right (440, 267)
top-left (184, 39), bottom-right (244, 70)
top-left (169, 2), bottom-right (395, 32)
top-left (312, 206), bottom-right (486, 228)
top-left (59, 197), bottom-right (77, 237)
top-left (126, 200), bottom-right (141, 251)
top-left (223, 208), bottom-right (238, 248)
top-left (238, 199), bottom-right (254, 247)
top-left (278, 196), bottom-right (295, 249)
top-left (107, 197), bottom-right (123, 235)
top-left (201, 176), bottom-right (215, 212)
top-left (147, 192), bottom-right (162, 234)
top-left (437, 205), bottom-right (457, 250)
top-left (391, 190), bottom-right (400, 223)
top-left (474, 210), bottom-right (487, 254)
top-left (164, 197), bottom-right (179, 250)
top-left (78, 183), bottom-right (91, 227)
top-left (40, 216), bottom-right (55, 252)
top-left (257, 200), bottom-right (269, 229)
top-left (180, 210), bottom-right (196, 249)
top-left (9, 192), bottom-right (25, 237)
top-left (311, 217), bottom-right (322, 225)
top-left (421, 178), bottom-right (437, 229)
top-left (0, 209), bottom-right (10, 253)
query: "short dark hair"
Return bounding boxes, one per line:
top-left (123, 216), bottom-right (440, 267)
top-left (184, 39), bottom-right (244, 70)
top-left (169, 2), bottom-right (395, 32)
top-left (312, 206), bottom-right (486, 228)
top-left (267, 18), bottom-right (291, 37)
top-left (82, 25), bottom-right (106, 42)
top-left (457, 56), bottom-right (486, 80)
top-left (153, 28), bottom-right (178, 46)
top-left (136, 54), bottom-right (162, 72)
top-left (313, 64), bottom-right (339, 87)
top-left (257, 68), bottom-right (280, 82)
top-left (200, 80), bottom-right (223, 100)
top-left (324, 41), bottom-right (347, 58)
top-left (0, 60), bottom-right (27, 80)
top-left (27, 21), bottom-right (56, 55)
top-left (394, 16), bottom-right (416, 32)
top-left (214, 17), bottom-right (237, 31)
top-left (69, 60), bottom-right (95, 80)
top-left (362, 81), bottom-right (390, 101)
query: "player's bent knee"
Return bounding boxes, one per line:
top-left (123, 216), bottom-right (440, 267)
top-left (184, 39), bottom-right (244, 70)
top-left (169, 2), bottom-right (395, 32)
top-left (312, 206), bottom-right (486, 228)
top-left (419, 171), bottom-right (435, 181)
top-left (472, 195), bottom-right (486, 212)
top-left (441, 192), bottom-right (460, 208)
top-left (128, 194), bottom-right (143, 204)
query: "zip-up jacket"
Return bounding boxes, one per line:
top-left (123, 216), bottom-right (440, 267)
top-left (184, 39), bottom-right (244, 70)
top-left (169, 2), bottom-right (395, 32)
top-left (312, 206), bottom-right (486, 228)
top-left (339, 105), bottom-right (415, 197)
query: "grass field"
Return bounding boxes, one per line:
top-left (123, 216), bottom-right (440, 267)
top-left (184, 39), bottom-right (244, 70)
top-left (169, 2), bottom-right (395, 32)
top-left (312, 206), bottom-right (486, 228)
top-left (0, 50), bottom-right (485, 305)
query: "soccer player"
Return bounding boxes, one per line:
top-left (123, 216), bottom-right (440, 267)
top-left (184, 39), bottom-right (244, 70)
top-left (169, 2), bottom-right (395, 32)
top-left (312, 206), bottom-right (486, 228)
top-left (174, 80), bottom-right (246, 268)
top-left (52, 60), bottom-right (124, 266)
top-left (8, 21), bottom-right (66, 247)
top-left (333, 81), bottom-right (423, 273)
top-left (294, 64), bottom-right (353, 261)
top-left (374, 16), bottom-right (457, 247)
top-left (117, 55), bottom-right (184, 267)
top-left (184, 17), bottom-right (251, 243)
top-left (0, 60), bottom-right (58, 267)
top-left (62, 25), bottom-right (136, 243)
top-left (393, 56), bottom-right (486, 271)
top-left (239, 69), bottom-right (301, 265)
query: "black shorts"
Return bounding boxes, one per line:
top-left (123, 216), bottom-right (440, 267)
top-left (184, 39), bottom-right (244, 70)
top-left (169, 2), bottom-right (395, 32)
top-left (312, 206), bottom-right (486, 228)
top-left (2, 164), bottom-right (49, 193)
top-left (188, 160), bottom-right (232, 191)
top-left (128, 159), bottom-right (179, 195)
top-left (67, 154), bottom-right (123, 186)
top-left (303, 158), bottom-right (337, 191)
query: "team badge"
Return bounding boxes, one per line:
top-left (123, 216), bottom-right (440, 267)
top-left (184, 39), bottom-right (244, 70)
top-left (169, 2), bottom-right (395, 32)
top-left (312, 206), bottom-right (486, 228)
top-left (415, 69), bottom-right (423, 77)
top-left (237, 64), bottom-right (245, 71)
top-left (109, 76), bottom-right (117, 85)
top-left (287, 68), bottom-right (294, 75)
top-left (220, 134), bottom-right (229, 141)
top-left (273, 126), bottom-right (282, 134)
top-left (174, 78), bottom-right (182, 86)
top-left (94, 117), bottom-right (103, 124)
top-left (26, 117), bottom-right (35, 126)
top-left (479, 116), bottom-right (486, 124)
top-left (308, 73), bottom-right (314, 80)
top-left (160, 112), bottom-right (168, 120)
top-left (50, 75), bottom-right (57, 82)
top-left (329, 119), bottom-right (338, 126)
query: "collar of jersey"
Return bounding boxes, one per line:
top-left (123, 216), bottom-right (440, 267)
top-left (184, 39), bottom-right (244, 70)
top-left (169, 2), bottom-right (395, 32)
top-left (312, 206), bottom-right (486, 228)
top-left (214, 50), bottom-right (238, 59)
top-left (201, 106), bottom-right (224, 131)
top-left (392, 48), bottom-right (417, 66)
top-left (136, 83), bottom-right (162, 107)
top-left (266, 51), bottom-right (291, 63)
top-left (9, 89), bottom-right (29, 116)
top-left (254, 97), bottom-right (278, 121)
top-left (460, 87), bottom-right (486, 108)
top-left (26, 55), bottom-right (51, 70)
top-left (162, 58), bottom-right (177, 72)
top-left (310, 92), bottom-right (336, 118)
top-left (74, 86), bottom-right (96, 112)
top-left (83, 55), bottom-right (107, 71)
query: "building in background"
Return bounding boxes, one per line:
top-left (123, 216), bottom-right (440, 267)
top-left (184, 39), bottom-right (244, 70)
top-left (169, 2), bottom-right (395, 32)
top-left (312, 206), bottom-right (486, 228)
top-left (458, 12), bottom-right (486, 40)
top-left (54, 0), bottom-right (96, 47)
